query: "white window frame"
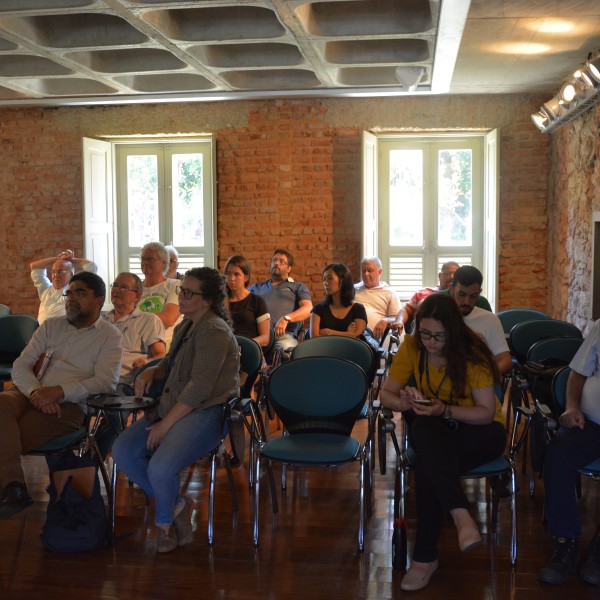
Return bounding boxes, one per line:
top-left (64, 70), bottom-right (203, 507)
top-left (83, 136), bottom-right (216, 300)
top-left (362, 131), bottom-right (498, 309)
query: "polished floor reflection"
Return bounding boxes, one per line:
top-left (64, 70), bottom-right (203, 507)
top-left (1, 418), bottom-right (600, 600)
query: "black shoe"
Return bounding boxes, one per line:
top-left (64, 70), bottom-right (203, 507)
top-left (581, 527), bottom-right (600, 586)
top-left (0, 482), bottom-right (33, 519)
top-left (539, 537), bottom-right (579, 584)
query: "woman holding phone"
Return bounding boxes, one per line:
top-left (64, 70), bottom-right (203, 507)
top-left (381, 292), bottom-right (505, 591)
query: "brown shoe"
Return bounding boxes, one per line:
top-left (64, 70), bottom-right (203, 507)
top-left (173, 495), bottom-right (195, 547)
top-left (156, 526), bottom-right (178, 553)
top-left (400, 559), bottom-right (438, 591)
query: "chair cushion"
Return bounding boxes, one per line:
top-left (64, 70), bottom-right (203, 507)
top-left (261, 433), bottom-right (361, 465)
top-left (29, 427), bottom-right (87, 454)
top-left (580, 457), bottom-right (600, 475)
top-left (463, 455), bottom-right (511, 477)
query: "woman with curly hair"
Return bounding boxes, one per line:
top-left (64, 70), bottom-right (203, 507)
top-left (310, 263), bottom-right (367, 339)
top-left (112, 267), bottom-right (239, 553)
top-left (381, 292), bottom-right (505, 591)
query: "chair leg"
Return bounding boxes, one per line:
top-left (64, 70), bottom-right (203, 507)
top-left (510, 461), bottom-right (518, 567)
top-left (253, 453), bottom-right (261, 546)
top-left (358, 454), bottom-right (365, 553)
top-left (208, 452), bottom-right (217, 545)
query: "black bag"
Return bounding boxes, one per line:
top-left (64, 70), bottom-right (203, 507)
top-left (40, 454), bottom-right (108, 552)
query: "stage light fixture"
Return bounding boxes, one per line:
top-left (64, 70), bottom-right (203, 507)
top-left (532, 51), bottom-right (600, 133)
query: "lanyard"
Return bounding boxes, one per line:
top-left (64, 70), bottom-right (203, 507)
top-left (418, 350), bottom-right (451, 401)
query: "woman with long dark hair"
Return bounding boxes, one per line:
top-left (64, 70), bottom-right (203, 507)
top-left (224, 255), bottom-right (270, 348)
top-left (381, 292), bottom-right (505, 591)
top-left (112, 267), bottom-right (239, 553)
top-left (310, 263), bottom-right (367, 338)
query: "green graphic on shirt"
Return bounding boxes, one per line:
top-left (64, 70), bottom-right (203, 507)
top-left (139, 296), bottom-right (164, 314)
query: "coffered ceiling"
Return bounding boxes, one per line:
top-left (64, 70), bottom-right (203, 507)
top-left (0, 0), bottom-right (599, 106)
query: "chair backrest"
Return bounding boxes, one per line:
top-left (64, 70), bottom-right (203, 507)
top-left (527, 336), bottom-right (583, 367)
top-left (509, 319), bottom-right (582, 365)
top-left (291, 335), bottom-right (375, 382)
top-left (235, 335), bottom-right (263, 397)
top-left (496, 308), bottom-right (551, 336)
top-left (0, 314), bottom-right (39, 357)
top-left (0, 304), bottom-right (11, 316)
top-left (551, 366), bottom-right (571, 412)
top-left (267, 356), bottom-right (368, 436)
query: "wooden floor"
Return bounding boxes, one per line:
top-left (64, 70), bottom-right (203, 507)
top-left (1, 417), bottom-right (600, 600)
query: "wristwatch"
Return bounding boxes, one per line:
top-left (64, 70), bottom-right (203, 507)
top-left (284, 315), bottom-right (292, 322)
top-left (441, 404), bottom-right (452, 420)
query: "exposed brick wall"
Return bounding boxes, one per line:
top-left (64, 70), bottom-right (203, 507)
top-left (547, 105), bottom-right (600, 334)
top-left (0, 95), bottom-right (551, 317)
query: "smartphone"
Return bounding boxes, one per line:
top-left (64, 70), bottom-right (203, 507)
top-left (412, 397), bottom-right (433, 406)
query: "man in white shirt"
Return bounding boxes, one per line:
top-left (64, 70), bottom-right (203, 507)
top-left (539, 321), bottom-right (600, 586)
top-left (30, 249), bottom-right (96, 324)
top-left (103, 271), bottom-right (166, 389)
top-left (0, 272), bottom-right (122, 518)
top-left (354, 257), bottom-right (401, 340)
top-left (449, 266), bottom-right (512, 375)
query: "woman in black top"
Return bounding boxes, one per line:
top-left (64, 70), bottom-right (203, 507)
top-left (224, 255), bottom-right (270, 348)
top-left (310, 263), bottom-right (367, 338)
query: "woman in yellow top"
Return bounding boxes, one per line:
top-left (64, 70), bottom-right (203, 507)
top-left (381, 292), bottom-right (505, 592)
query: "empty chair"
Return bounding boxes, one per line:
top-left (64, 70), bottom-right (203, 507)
top-left (0, 314), bottom-right (39, 381)
top-left (251, 356), bottom-right (370, 551)
top-left (497, 308), bottom-right (551, 338)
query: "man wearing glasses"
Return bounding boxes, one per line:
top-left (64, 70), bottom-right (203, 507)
top-left (250, 249), bottom-right (313, 350)
top-left (103, 272), bottom-right (166, 389)
top-left (29, 248), bottom-right (96, 324)
top-left (0, 272), bottom-right (122, 518)
top-left (138, 242), bottom-right (181, 348)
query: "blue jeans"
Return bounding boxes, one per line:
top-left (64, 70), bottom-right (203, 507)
top-left (543, 418), bottom-right (600, 538)
top-left (112, 403), bottom-right (226, 526)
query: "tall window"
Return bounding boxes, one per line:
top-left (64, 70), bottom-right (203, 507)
top-left (115, 141), bottom-right (215, 275)
top-left (377, 135), bottom-right (484, 302)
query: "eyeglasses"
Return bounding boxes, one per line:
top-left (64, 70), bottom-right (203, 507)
top-left (169, 259), bottom-right (178, 263)
top-left (62, 289), bottom-right (89, 299)
top-left (140, 256), bottom-right (160, 263)
top-left (271, 258), bottom-right (289, 266)
top-left (440, 271), bottom-right (455, 276)
top-left (419, 329), bottom-right (447, 342)
top-left (50, 269), bottom-right (70, 276)
top-left (176, 286), bottom-right (205, 300)
top-left (110, 283), bottom-right (137, 294)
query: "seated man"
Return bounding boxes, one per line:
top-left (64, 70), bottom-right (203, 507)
top-left (539, 323), bottom-right (600, 586)
top-left (449, 266), bottom-right (512, 375)
top-left (139, 241), bottom-right (182, 348)
top-left (393, 262), bottom-right (459, 333)
top-left (394, 261), bottom-right (492, 333)
top-left (0, 272), bottom-right (122, 518)
top-left (30, 249), bottom-right (96, 324)
top-left (103, 271), bottom-right (166, 391)
top-left (250, 249), bottom-right (313, 350)
top-left (354, 256), bottom-right (401, 340)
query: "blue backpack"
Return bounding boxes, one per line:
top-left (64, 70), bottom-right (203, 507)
top-left (40, 454), bottom-right (108, 553)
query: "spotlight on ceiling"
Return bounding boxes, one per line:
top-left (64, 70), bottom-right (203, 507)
top-left (395, 66), bottom-right (427, 92)
top-left (532, 51), bottom-right (600, 133)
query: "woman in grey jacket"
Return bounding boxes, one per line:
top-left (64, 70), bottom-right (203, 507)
top-left (112, 267), bottom-right (239, 553)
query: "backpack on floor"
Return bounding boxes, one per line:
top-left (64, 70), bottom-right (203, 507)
top-left (40, 453), bottom-right (109, 553)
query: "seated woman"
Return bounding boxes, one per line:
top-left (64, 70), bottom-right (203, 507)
top-left (310, 263), bottom-right (367, 338)
top-left (380, 293), bottom-right (505, 592)
top-left (112, 267), bottom-right (239, 553)
top-left (224, 255), bottom-right (270, 348)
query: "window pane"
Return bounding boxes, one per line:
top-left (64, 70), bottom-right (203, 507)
top-left (438, 149), bottom-right (472, 246)
top-left (127, 155), bottom-right (159, 246)
top-left (172, 153), bottom-right (204, 247)
top-left (389, 149), bottom-right (423, 246)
